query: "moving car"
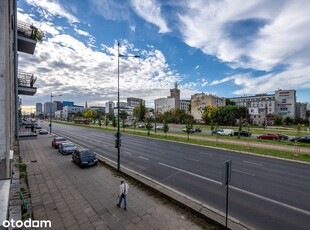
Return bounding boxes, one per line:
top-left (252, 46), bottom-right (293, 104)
top-left (52, 137), bottom-right (66, 148)
top-left (217, 129), bottom-right (234, 136)
top-left (277, 133), bottom-right (289, 140)
top-left (72, 148), bottom-right (98, 167)
top-left (257, 134), bottom-right (278, 140)
top-left (290, 136), bottom-right (310, 143)
top-left (234, 130), bottom-right (251, 137)
top-left (39, 129), bottom-right (48, 135)
top-left (182, 128), bottom-right (202, 133)
top-left (58, 142), bottom-right (77, 155)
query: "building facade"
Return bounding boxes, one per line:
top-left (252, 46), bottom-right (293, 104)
top-left (43, 102), bottom-right (58, 117)
top-left (35, 103), bottom-right (42, 116)
top-left (62, 101), bottom-right (74, 108)
top-left (127, 97), bottom-right (144, 107)
top-left (191, 93), bottom-right (226, 121)
top-left (275, 89), bottom-right (296, 118)
top-left (167, 83), bottom-right (180, 110)
top-left (155, 98), bottom-right (176, 114)
top-left (62, 105), bottom-right (85, 120)
top-left (180, 100), bottom-right (191, 113)
top-left (105, 101), bottom-right (115, 114)
top-left (296, 103), bottom-right (307, 119)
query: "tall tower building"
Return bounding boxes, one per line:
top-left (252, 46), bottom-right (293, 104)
top-left (168, 82), bottom-right (180, 109)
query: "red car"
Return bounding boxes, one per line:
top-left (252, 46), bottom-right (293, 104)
top-left (52, 137), bottom-right (66, 148)
top-left (257, 134), bottom-right (278, 140)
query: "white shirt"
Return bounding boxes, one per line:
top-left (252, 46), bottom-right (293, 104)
top-left (119, 183), bottom-right (129, 196)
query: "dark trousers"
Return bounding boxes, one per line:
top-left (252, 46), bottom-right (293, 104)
top-left (118, 194), bottom-right (127, 208)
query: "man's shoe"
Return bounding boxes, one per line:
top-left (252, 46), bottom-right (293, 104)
top-left (124, 207), bottom-right (127, 210)
top-left (117, 204), bottom-right (120, 208)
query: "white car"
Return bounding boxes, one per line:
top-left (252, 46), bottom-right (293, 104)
top-left (217, 129), bottom-right (234, 136)
top-left (156, 125), bottom-right (164, 130)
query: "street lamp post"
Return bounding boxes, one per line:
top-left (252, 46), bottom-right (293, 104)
top-left (116, 41), bottom-right (140, 171)
top-left (154, 102), bottom-right (157, 133)
top-left (49, 93), bottom-right (62, 134)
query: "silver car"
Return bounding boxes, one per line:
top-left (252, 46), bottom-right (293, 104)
top-left (59, 142), bottom-right (77, 155)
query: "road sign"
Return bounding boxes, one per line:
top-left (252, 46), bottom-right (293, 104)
top-left (222, 160), bottom-right (232, 186)
top-left (114, 132), bottom-right (122, 138)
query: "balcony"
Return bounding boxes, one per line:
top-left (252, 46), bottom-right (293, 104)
top-left (18, 72), bottom-right (37, 96)
top-left (17, 21), bottom-right (44, 54)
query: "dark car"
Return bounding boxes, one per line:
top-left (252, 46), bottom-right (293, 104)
top-left (277, 133), bottom-right (289, 140)
top-left (257, 134), bottom-right (278, 140)
top-left (290, 136), bottom-right (310, 143)
top-left (52, 137), bottom-right (66, 148)
top-left (59, 142), bottom-right (77, 155)
top-left (234, 130), bottom-right (252, 137)
top-left (72, 148), bottom-right (98, 167)
top-left (194, 128), bottom-right (202, 133)
top-left (39, 129), bottom-right (48, 135)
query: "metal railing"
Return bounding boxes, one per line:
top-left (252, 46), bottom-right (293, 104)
top-left (18, 72), bottom-right (37, 88)
top-left (17, 20), bottom-right (44, 42)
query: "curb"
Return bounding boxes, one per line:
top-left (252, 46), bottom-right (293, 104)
top-left (96, 154), bottom-right (252, 230)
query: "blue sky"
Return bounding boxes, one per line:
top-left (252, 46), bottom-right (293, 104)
top-left (18, 0), bottom-right (310, 108)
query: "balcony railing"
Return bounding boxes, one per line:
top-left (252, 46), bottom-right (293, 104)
top-left (17, 21), bottom-right (44, 42)
top-left (18, 72), bottom-right (37, 96)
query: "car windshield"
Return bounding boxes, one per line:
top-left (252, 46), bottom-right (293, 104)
top-left (80, 150), bottom-right (95, 158)
top-left (56, 137), bottom-right (65, 141)
top-left (63, 144), bottom-right (75, 148)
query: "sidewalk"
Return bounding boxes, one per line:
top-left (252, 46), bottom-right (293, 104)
top-left (19, 135), bottom-right (204, 230)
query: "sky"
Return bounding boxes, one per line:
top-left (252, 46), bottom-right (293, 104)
top-left (18, 0), bottom-right (310, 108)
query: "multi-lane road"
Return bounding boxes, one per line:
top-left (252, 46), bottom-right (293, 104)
top-left (42, 121), bottom-right (310, 230)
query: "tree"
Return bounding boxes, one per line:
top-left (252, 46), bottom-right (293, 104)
top-left (163, 120), bottom-right (169, 137)
top-left (112, 116), bottom-right (117, 130)
top-left (145, 118), bottom-right (152, 136)
top-left (284, 116), bottom-right (294, 125)
top-left (202, 105), bottom-right (217, 124)
top-left (105, 115), bottom-right (109, 128)
top-left (274, 115), bottom-right (283, 125)
top-left (237, 117), bottom-right (243, 139)
top-left (107, 110), bottom-right (114, 121)
top-left (83, 109), bottom-right (98, 122)
top-left (185, 118), bottom-right (193, 141)
top-left (133, 119), bottom-right (137, 132)
top-left (225, 98), bottom-right (236, 106)
top-left (98, 119), bottom-right (102, 128)
top-left (120, 110), bottom-right (128, 132)
top-left (133, 101), bottom-right (146, 122)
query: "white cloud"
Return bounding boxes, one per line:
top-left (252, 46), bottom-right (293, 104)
top-left (25, 0), bottom-right (79, 24)
top-left (194, 65), bottom-right (199, 70)
top-left (177, 0), bottom-right (310, 94)
top-left (131, 0), bottom-right (170, 33)
top-left (130, 25), bottom-right (136, 32)
top-left (90, 0), bottom-right (130, 21)
top-left (18, 17), bottom-right (184, 106)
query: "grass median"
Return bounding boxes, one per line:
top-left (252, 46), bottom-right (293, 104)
top-left (53, 121), bottom-right (310, 163)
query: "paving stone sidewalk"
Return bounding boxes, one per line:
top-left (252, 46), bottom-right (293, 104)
top-left (19, 135), bottom-right (203, 230)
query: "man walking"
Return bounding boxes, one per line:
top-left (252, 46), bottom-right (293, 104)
top-left (117, 180), bottom-right (129, 210)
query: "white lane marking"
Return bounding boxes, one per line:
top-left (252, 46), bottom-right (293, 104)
top-left (199, 152), bottom-right (213, 156)
top-left (184, 157), bottom-right (199, 162)
top-left (139, 156), bottom-right (149, 161)
top-left (232, 169), bottom-right (255, 177)
top-left (158, 162), bottom-right (221, 185)
top-left (125, 151), bottom-right (132, 155)
top-left (158, 162), bottom-right (310, 216)
top-left (243, 160), bottom-right (263, 166)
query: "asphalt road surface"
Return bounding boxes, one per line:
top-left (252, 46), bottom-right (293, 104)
top-left (42, 121), bottom-right (310, 230)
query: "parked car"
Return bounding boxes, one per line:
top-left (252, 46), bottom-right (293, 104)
top-left (59, 142), bottom-right (77, 155)
top-left (277, 133), bottom-right (289, 140)
top-left (234, 130), bottom-right (251, 137)
top-left (39, 129), bottom-right (48, 135)
top-left (156, 125), bottom-right (164, 130)
top-left (217, 129), bottom-right (234, 136)
top-left (257, 134), bottom-right (278, 140)
top-left (138, 124), bottom-right (145, 128)
top-left (52, 137), bottom-right (66, 148)
top-left (182, 128), bottom-right (201, 133)
top-left (72, 148), bottom-right (98, 167)
top-left (290, 136), bottom-right (310, 143)
top-left (35, 125), bottom-right (42, 129)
